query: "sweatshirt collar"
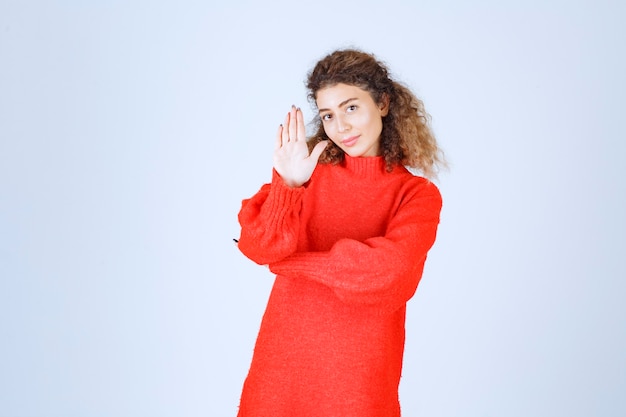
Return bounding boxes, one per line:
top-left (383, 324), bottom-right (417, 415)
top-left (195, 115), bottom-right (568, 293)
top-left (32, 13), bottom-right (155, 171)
top-left (342, 154), bottom-right (388, 178)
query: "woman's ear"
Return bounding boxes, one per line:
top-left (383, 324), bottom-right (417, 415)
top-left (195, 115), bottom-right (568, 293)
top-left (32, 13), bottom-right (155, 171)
top-left (379, 93), bottom-right (390, 117)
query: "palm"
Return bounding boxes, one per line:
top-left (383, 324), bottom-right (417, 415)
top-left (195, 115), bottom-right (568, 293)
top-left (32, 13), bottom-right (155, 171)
top-left (273, 106), bottom-right (327, 188)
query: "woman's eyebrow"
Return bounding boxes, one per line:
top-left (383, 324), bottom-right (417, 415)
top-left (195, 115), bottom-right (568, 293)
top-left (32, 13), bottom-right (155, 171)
top-left (318, 97), bottom-right (358, 113)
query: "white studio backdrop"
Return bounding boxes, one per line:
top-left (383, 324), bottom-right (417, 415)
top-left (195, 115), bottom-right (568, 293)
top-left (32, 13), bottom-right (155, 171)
top-left (1, 1), bottom-right (624, 416)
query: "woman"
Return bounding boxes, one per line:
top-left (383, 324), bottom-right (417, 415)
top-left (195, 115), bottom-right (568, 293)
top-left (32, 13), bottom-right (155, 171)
top-left (235, 48), bottom-right (445, 416)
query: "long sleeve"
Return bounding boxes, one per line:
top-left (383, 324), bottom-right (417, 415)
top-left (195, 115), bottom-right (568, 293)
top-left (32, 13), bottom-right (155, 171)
top-left (268, 181), bottom-right (442, 313)
top-left (237, 170), bottom-right (306, 265)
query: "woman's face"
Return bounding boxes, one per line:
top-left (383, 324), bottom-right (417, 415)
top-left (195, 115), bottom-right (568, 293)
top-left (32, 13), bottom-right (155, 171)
top-left (316, 83), bottom-right (388, 158)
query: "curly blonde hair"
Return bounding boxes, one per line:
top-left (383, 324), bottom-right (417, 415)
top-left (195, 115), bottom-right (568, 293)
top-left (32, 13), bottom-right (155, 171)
top-left (306, 49), bottom-right (445, 178)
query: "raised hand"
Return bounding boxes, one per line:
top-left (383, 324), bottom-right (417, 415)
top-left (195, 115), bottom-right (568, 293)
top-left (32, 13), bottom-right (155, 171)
top-left (273, 105), bottom-right (328, 188)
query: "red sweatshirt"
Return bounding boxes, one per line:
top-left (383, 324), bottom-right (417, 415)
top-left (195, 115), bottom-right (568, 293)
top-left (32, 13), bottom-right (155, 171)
top-left (236, 154), bottom-right (442, 417)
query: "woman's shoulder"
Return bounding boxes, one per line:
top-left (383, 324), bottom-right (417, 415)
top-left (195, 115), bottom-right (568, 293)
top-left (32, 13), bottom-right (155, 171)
top-left (395, 167), bottom-right (442, 201)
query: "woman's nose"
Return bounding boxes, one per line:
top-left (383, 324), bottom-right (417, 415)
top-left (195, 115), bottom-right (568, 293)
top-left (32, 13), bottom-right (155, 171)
top-left (336, 115), bottom-right (350, 132)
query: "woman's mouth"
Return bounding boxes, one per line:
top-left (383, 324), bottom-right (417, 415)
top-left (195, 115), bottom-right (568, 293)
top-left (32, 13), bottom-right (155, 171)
top-left (341, 135), bottom-right (360, 147)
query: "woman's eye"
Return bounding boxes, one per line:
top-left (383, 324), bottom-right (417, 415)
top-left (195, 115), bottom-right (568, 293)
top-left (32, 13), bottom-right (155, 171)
top-left (347, 105), bottom-right (357, 112)
top-left (321, 114), bottom-right (332, 121)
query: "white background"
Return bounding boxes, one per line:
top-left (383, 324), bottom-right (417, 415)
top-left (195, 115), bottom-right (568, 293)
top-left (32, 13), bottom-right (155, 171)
top-left (1, 1), bottom-right (624, 416)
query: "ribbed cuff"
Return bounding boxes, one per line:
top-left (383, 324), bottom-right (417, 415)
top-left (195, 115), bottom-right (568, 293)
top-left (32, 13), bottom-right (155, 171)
top-left (262, 169), bottom-right (305, 226)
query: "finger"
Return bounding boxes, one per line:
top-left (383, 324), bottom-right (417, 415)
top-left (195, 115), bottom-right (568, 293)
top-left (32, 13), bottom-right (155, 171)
top-left (282, 111), bottom-right (290, 144)
top-left (309, 140), bottom-right (328, 162)
top-left (296, 107), bottom-right (306, 141)
top-left (289, 105), bottom-right (298, 141)
top-left (275, 124), bottom-right (283, 150)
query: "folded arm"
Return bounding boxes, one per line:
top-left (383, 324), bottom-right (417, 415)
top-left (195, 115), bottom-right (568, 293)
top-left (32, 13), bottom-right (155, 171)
top-left (268, 182), bottom-right (442, 313)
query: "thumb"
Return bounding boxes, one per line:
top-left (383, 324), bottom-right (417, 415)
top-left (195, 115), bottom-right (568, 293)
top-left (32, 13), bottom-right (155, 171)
top-left (309, 140), bottom-right (329, 162)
